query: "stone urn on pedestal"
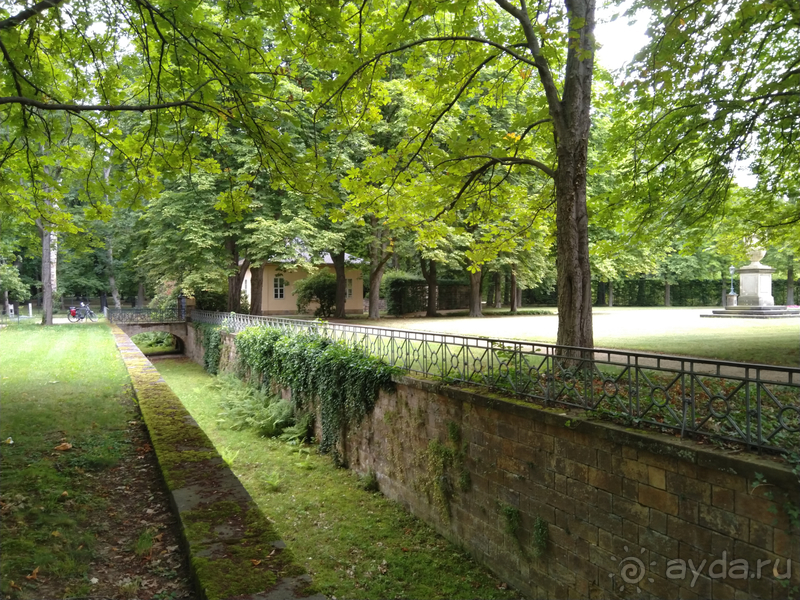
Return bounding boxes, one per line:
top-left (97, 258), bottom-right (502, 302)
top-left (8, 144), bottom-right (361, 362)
top-left (705, 247), bottom-right (800, 318)
top-left (737, 247), bottom-right (775, 307)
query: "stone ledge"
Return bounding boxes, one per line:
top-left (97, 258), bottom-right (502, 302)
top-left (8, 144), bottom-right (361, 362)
top-left (394, 374), bottom-right (798, 489)
top-left (109, 324), bottom-right (325, 600)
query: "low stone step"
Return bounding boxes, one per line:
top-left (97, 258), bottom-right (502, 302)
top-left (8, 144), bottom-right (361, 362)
top-left (702, 308), bottom-right (800, 319)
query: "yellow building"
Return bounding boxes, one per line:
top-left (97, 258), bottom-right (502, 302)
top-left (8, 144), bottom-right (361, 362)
top-left (242, 258), bottom-right (364, 316)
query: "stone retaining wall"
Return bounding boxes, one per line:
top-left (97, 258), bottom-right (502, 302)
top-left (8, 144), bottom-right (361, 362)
top-left (112, 325), bottom-right (320, 600)
top-left (193, 327), bottom-right (800, 599)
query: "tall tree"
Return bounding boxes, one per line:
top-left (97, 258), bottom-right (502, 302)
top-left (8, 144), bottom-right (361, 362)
top-left (302, 0), bottom-right (598, 348)
top-left (621, 0), bottom-right (800, 225)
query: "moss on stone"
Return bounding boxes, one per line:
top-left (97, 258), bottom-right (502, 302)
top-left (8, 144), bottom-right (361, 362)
top-left (109, 325), bottom-right (310, 600)
top-left (183, 500), bottom-right (242, 526)
top-left (191, 553), bottom-right (279, 600)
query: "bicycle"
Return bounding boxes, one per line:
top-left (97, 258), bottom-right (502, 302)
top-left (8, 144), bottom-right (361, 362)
top-left (67, 302), bottom-right (97, 323)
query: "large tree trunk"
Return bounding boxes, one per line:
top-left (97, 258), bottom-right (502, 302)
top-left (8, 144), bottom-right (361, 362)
top-left (137, 281), bottom-right (146, 308)
top-left (368, 217), bottom-right (392, 320)
top-left (493, 272), bottom-right (502, 308)
top-left (107, 242), bottom-right (121, 309)
top-left (331, 251), bottom-right (347, 318)
top-left (249, 264), bottom-right (264, 315)
top-left (516, 0), bottom-right (595, 352)
top-left (664, 282), bottom-right (671, 307)
top-left (721, 274), bottom-right (727, 307)
top-left (468, 268), bottom-right (482, 317)
top-left (368, 271), bottom-right (382, 319)
top-left (227, 264), bottom-right (249, 313)
top-left (225, 238), bottom-right (249, 313)
top-left (608, 281), bottom-right (614, 307)
top-left (554, 144), bottom-right (593, 349)
top-left (596, 280), bottom-right (606, 305)
top-left (36, 219), bottom-right (56, 325)
top-left (787, 254), bottom-right (795, 305)
top-left (50, 232), bottom-right (57, 304)
top-left (3, 290), bottom-right (8, 317)
top-left (421, 258), bottom-right (438, 317)
top-left (510, 270), bottom-right (518, 314)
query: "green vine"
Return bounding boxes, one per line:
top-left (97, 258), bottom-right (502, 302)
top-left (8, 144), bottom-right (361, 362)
top-left (532, 516), bottom-right (549, 558)
top-left (416, 422), bottom-right (470, 519)
top-left (235, 327), bottom-right (397, 453)
top-left (498, 503), bottom-right (548, 558)
top-left (501, 504), bottom-right (521, 538)
top-left (193, 322), bottom-right (223, 375)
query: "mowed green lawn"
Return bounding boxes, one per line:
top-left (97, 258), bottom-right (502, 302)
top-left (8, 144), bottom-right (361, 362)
top-left (0, 323), bottom-right (131, 597)
top-left (362, 307), bottom-right (800, 367)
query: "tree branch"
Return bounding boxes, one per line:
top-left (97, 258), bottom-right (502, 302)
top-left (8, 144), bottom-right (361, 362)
top-left (493, 0), bottom-right (564, 134)
top-left (318, 35), bottom-right (537, 112)
top-left (0, 96), bottom-right (202, 112)
top-left (437, 154), bottom-right (557, 179)
top-left (0, 0), bottom-right (65, 31)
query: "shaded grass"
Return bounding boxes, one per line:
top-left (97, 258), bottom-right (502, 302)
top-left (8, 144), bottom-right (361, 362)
top-left (156, 359), bottom-right (518, 600)
top-left (0, 323), bottom-right (132, 597)
top-left (138, 343), bottom-right (179, 356)
top-left (131, 331), bottom-right (178, 356)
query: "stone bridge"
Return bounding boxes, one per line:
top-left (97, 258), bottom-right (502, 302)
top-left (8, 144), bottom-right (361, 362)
top-left (114, 321), bottom-right (189, 351)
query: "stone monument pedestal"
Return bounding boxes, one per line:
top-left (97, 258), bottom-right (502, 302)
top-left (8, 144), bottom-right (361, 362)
top-left (703, 248), bottom-right (800, 318)
top-left (738, 262), bottom-right (775, 307)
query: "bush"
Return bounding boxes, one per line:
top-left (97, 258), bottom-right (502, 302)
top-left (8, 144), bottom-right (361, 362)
top-left (194, 289), bottom-right (228, 311)
top-left (235, 326), bottom-right (397, 453)
top-left (379, 270), bottom-right (420, 298)
top-left (211, 375), bottom-right (314, 444)
top-left (294, 270), bottom-right (337, 317)
top-left (131, 331), bottom-right (173, 348)
top-left (383, 273), bottom-right (470, 315)
top-left (192, 322), bottom-right (223, 374)
top-left (383, 273), bottom-right (425, 316)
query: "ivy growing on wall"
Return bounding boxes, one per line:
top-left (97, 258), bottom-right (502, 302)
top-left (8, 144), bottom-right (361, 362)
top-left (192, 322), bottom-right (223, 375)
top-left (235, 326), bottom-right (397, 453)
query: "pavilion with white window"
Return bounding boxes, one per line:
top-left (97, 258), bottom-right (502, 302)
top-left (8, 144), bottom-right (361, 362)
top-left (240, 253), bottom-right (364, 315)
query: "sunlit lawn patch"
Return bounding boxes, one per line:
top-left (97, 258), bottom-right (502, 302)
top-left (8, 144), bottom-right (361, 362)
top-left (363, 307), bottom-right (800, 367)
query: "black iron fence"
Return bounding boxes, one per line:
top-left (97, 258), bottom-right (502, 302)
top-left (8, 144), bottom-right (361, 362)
top-left (190, 310), bottom-right (800, 453)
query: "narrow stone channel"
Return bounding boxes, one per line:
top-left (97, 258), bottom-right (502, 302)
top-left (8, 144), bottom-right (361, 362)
top-left (151, 356), bottom-right (519, 600)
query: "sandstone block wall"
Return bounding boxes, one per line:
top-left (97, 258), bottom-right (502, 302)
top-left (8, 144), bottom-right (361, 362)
top-left (192, 330), bottom-right (800, 599)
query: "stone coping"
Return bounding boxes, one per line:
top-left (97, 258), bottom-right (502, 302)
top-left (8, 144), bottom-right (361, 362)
top-left (397, 374), bottom-right (799, 489)
top-left (109, 324), bottom-right (325, 600)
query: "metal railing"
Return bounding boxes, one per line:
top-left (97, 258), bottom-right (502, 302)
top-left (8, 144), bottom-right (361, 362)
top-left (108, 307), bottom-right (184, 323)
top-left (190, 310), bottom-right (800, 453)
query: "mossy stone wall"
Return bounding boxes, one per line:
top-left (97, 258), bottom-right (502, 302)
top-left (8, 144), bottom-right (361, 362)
top-left (193, 327), bottom-right (800, 599)
top-left (111, 325), bottom-right (315, 600)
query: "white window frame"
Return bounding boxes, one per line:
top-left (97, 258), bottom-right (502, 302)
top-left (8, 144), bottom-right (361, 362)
top-left (346, 278), bottom-right (353, 299)
top-left (273, 276), bottom-right (285, 299)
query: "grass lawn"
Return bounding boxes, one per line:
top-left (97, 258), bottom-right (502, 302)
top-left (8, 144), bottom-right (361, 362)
top-left (155, 358), bottom-right (519, 600)
top-left (0, 323), bottom-right (192, 599)
top-left (356, 307), bottom-right (800, 367)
